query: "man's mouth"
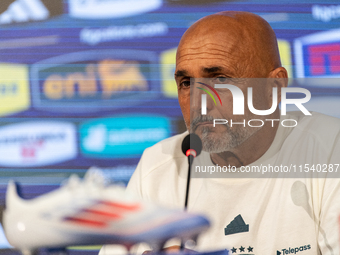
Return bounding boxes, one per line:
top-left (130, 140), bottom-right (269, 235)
top-left (196, 121), bottom-right (213, 127)
top-left (192, 121), bottom-right (214, 133)
top-left (190, 115), bottom-right (216, 132)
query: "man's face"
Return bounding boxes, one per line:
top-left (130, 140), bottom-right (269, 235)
top-left (175, 29), bottom-right (272, 153)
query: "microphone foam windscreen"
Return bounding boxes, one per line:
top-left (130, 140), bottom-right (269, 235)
top-left (181, 133), bottom-right (202, 156)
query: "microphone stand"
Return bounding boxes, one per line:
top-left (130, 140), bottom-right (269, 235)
top-left (181, 154), bottom-right (194, 250)
top-left (184, 155), bottom-right (194, 209)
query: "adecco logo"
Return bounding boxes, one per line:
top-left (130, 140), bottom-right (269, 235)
top-left (0, 63), bottom-right (30, 117)
top-left (31, 50), bottom-right (158, 112)
top-left (68, 0), bottom-right (162, 19)
top-left (0, 121), bottom-right (77, 167)
top-left (80, 116), bottom-right (170, 158)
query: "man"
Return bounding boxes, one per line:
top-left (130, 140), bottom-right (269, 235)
top-left (125, 11), bottom-right (340, 254)
top-left (176, 11), bottom-right (285, 168)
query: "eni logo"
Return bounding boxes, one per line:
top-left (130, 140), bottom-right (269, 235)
top-left (196, 82), bottom-right (222, 115)
top-left (43, 60), bottom-right (148, 100)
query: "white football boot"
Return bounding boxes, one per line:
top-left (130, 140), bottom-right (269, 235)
top-left (3, 169), bottom-right (210, 255)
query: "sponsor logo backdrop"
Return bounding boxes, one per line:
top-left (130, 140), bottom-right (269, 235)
top-left (0, 0), bottom-right (339, 219)
top-left (0, 0), bottom-right (339, 252)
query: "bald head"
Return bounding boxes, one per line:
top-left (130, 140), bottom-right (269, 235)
top-left (176, 11), bottom-right (282, 78)
top-left (175, 12), bottom-right (287, 162)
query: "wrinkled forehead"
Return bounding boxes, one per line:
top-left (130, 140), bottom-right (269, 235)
top-left (178, 15), bottom-right (246, 50)
top-left (178, 15), bottom-right (252, 55)
top-left (177, 28), bottom-right (245, 57)
top-left (176, 18), bottom-right (250, 75)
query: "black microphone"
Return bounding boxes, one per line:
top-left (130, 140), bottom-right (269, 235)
top-left (180, 133), bottom-right (202, 250)
top-left (181, 133), bottom-right (202, 209)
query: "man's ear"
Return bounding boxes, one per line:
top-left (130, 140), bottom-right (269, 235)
top-left (270, 66), bottom-right (288, 78)
top-left (268, 67), bottom-right (288, 103)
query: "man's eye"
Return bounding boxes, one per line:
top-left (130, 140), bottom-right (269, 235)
top-left (216, 76), bottom-right (227, 83)
top-left (179, 80), bottom-right (191, 88)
